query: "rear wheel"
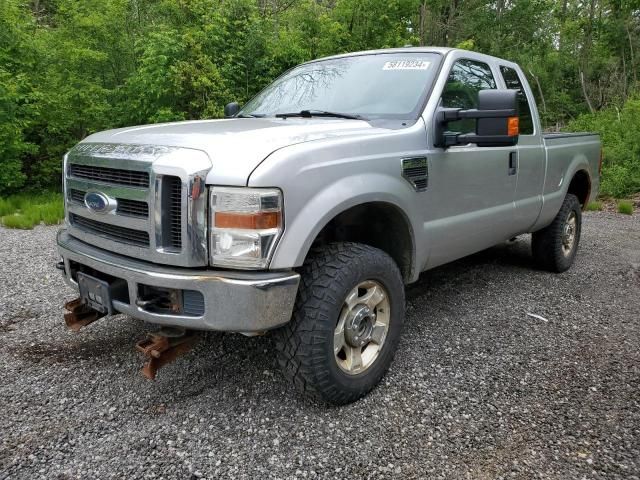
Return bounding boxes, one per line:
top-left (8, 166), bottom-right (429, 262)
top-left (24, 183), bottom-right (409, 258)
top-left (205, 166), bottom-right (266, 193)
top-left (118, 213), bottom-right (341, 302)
top-left (532, 193), bottom-right (582, 272)
top-left (273, 242), bottom-right (405, 405)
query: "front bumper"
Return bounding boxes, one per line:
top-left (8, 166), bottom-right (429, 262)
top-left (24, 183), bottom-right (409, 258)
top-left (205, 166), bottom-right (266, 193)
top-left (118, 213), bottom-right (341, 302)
top-left (57, 229), bottom-right (300, 332)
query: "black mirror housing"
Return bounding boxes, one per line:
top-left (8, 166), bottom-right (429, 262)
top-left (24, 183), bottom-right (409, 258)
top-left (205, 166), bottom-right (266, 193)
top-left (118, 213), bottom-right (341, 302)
top-left (224, 102), bottom-right (240, 118)
top-left (435, 89), bottom-right (519, 148)
top-left (476, 90), bottom-right (518, 144)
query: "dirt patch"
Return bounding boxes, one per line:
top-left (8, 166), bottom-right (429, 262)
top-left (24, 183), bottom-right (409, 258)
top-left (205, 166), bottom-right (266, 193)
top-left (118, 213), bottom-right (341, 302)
top-left (0, 309), bottom-right (37, 333)
top-left (9, 333), bottom-right (135, 365)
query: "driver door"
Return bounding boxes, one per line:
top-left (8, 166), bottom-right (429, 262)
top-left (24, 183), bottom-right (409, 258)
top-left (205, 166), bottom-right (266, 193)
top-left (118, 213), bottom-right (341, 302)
top-left (424, 58), bottom-right (518, 268)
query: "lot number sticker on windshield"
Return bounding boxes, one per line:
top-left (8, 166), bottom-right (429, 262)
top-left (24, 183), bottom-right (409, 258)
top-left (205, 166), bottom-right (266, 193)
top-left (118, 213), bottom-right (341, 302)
top-left (383, 60), bottom-right (431, 70)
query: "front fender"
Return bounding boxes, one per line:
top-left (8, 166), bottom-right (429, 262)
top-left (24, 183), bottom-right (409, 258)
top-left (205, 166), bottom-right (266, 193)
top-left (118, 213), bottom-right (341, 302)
top-left (269, 173), bottom-right (422, 276)
top-left (246, 119), bottom-right (430, 280)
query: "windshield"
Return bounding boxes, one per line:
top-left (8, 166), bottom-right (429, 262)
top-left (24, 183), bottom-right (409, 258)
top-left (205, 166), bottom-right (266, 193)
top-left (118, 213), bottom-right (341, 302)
top-left (240, 53), bottom-right (441, 120)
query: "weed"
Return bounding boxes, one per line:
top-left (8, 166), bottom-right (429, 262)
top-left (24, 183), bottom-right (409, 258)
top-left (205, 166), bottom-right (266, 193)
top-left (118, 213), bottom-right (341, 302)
top-left (1, 214), bottom-right (37, 229)
top-left (617, 200), bottom-right (634, 215)
top-left (0, 192), bottom-right (64, 229)
top-left (585, 201), bottom-right (603, 211)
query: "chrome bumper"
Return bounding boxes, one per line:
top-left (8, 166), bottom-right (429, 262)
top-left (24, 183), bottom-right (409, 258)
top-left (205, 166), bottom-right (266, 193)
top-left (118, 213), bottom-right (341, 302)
top-left (57, 229), bottom-right (300, 332)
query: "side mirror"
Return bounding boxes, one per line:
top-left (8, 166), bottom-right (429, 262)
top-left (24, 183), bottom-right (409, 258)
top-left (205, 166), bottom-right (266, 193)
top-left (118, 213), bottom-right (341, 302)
top-left (224, 102), bottom-right (240, 118)
top-left (434, 89), bottom-right (519, 148)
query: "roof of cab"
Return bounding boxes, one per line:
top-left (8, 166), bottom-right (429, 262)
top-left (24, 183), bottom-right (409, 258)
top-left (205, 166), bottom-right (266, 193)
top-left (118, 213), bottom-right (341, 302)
top-left (305, 47), bottom-right (453, 64)
top-left (304, 47), bottom-right (516, 68)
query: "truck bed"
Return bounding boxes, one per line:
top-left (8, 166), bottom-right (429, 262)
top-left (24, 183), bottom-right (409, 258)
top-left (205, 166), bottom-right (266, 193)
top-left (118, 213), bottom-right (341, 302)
top-left (538, 131), bottom-right (601, 223)
top-left (542, 132), bottom-right (599, 141)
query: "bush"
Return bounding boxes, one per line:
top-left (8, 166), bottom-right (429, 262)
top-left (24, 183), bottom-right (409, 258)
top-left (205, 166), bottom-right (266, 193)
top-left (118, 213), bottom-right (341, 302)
top-left (567, 98), bottom-right (640, 198)
top-left (585, 201), bottom-right (603, 211)
top-left (0, 157), bottom-right (28, 197)
top-left (0, 196), bottom-right (20, 216)
top-left (617, 200), bottom-right (634, 215)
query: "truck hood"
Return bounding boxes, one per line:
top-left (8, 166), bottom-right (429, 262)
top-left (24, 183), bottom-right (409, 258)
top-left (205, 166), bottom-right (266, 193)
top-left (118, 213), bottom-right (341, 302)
top-left (81, 118), bottom-right (383, 185)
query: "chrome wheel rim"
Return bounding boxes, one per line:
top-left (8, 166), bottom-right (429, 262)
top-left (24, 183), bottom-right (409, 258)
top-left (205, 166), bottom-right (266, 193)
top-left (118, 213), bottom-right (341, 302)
top-left (562, 211), bottom-right (577, 256)
top-left (334, 280), bottom-right (390, 375)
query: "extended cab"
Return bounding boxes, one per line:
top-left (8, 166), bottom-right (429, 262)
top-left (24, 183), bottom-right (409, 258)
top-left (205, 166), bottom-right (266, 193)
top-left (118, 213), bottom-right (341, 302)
top-left (57, 47), bottom-right (600, 404)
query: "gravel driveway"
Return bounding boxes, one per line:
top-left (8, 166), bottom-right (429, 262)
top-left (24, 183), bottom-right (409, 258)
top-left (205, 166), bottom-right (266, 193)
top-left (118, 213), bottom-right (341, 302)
top-left (1, 212), bottom-right (638, 479)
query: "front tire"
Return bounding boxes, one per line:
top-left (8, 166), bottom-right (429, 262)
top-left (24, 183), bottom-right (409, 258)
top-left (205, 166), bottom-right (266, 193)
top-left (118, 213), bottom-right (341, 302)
top-left (532, 193), bottom-right (582, 272)
top-left (273, 242), bottom-right (405, 405)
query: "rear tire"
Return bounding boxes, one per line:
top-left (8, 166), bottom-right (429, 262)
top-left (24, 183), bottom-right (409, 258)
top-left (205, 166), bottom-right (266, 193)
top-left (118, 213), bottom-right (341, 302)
top-left (273, 242), bottom-right (405, 405)
top-left (532, 193), bottom-right (582, 272)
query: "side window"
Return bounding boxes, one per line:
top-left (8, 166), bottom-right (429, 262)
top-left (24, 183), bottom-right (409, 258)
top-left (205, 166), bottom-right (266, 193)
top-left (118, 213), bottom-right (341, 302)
top-left (499, 66), bottom-right (534, 135)
top-left (441, 59), bottom-right (496, 134)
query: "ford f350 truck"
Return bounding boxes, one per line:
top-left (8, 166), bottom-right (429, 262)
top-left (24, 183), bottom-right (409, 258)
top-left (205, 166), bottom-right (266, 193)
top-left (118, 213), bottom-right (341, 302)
top-left (57, 47), bottom-right (601, 404)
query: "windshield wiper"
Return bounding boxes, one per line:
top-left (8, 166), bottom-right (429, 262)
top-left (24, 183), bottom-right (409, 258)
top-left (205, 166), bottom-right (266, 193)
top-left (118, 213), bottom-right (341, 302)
top-left (236, 113), bottom-right (266, 118)
top-left (275, 110), bottom-right (364, 120)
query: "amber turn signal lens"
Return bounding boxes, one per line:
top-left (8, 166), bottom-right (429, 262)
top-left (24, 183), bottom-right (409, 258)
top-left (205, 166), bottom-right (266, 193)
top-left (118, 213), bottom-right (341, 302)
top-left (507, 117), bottom-right (519, 136)
top-left (215, 211), bottom-right (281, 229)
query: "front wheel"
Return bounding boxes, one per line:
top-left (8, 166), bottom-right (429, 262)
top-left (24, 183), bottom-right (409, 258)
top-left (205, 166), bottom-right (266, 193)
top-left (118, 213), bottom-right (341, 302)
top-left (532, 193), bottom-right (582, 272)
top-left (273, 242), bottom-right (405, 405)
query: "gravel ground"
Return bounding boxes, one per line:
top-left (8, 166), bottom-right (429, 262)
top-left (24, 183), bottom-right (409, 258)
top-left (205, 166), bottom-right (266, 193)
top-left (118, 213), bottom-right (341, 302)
top-left (1, 212), bottom-right (638, 479)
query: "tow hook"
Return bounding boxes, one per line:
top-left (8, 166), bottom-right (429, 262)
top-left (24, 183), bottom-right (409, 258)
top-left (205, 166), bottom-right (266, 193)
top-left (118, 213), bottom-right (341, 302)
top-left (63, 297), bottom-right (106, 332)
top-left (135, 327), bottom-right (199, 380)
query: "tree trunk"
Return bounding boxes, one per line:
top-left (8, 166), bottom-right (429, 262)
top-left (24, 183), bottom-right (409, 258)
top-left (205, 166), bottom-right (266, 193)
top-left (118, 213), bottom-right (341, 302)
top-left (580, 71), bottom-right (595, 113)
top-left (445, 0), bottom-right (457, 47)
top-left (559, 0), bottom-right (568, 50)
top-left (626, 22), bottom-right (637, 85)
top-left (621, 48), bottom-right (628, 99)
top-left (528, 69), bottom-right (547, 114)
top-left (581, 0), bottom-right (596, 73)
top-left (419, 2), bottom-right (427, 47)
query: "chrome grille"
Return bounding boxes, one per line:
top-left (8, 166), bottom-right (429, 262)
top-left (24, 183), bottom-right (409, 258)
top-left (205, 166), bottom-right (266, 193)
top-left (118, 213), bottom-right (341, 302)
top-left (70, 213), bottom-right (150, 247)
top-left (116, 198), bottom-right (149, 218)
top-left (64, 142), bottom-right (210, 267)
top-left (69, 164), bottom-right (149, 187)
top-left (167, 177), bottom-right (182, 249)
top-left (69, 189), bottom-right (85, 204)
top-left (69, 189), bottom-right (149, 218)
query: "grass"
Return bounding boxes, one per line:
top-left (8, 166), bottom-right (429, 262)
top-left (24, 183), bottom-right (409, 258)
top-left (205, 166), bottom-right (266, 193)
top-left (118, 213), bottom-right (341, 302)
top-left (617, 200), bottom-right (634, 215)
top-left (585, 201), bottom-right (603, 211)
top-left (0, 192), bottom-right (64, 229)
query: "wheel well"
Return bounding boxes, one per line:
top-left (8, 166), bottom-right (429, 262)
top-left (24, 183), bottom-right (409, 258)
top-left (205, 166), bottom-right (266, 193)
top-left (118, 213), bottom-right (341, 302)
top-left (567, 170), bottom-right (591, 207)
top-left (310, 203), bottom-right (414, 283)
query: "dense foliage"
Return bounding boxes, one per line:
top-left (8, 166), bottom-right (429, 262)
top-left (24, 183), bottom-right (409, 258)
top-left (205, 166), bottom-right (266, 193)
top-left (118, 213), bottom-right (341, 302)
top-left (568, 97), bottom-right (640, 197)
top-left (1, 0), bottom-right (639, 197)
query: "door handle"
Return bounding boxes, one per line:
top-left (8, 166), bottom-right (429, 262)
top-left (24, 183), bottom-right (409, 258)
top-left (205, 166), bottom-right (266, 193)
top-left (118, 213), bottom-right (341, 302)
top-left (508, 151), bottom-right (517, 176)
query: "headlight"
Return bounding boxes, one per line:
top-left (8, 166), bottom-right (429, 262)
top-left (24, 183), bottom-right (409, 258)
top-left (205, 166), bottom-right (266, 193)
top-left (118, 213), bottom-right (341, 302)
top-left (209, 187), bottom-right (283, 269)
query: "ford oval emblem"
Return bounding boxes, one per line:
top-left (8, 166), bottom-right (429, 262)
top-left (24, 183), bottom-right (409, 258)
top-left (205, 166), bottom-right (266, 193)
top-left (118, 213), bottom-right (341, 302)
top-left (84, 191), bottom-right (116, 213)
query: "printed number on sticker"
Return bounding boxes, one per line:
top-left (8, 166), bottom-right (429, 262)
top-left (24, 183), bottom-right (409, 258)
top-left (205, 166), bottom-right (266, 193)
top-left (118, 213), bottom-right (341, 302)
top-left (383, 60), bottom-right (430, 71)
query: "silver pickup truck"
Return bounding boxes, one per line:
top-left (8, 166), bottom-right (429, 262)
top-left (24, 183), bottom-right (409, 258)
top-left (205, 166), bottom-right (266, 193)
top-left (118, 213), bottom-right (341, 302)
top-left (57, 47), bottom-right (601, 404)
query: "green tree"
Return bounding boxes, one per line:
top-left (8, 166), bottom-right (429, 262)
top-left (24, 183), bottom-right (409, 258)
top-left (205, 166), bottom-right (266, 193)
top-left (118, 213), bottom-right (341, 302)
top-left (0, 0), bottom-right (638, 197)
